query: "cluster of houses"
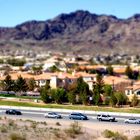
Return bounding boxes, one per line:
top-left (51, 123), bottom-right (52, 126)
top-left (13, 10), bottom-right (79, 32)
top-left (0, 70), bottom-right (139, 101)
top-left (0, 51), bottom-right (140, 101)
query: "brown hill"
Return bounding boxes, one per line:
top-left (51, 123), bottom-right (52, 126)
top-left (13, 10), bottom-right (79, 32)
top-left (0, 10), bottom-right (140, 55)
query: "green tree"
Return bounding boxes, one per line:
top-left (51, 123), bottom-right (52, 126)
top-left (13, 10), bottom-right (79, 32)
top-left (67, 92), bottom-right (76, 104)
top-left (32, 65), bottom-right (42, 75)
top-left (49, 65), bottom-right (60, 72)
top-left (1, 75), bottom-right (15, 91)
top-left (15, 76), bottom-right (28, 94)
top-left (67, 82), bottom-right (78, 104)
top-left (7, 58), bottom-right (26, 66)
top-left (114, 92), bottom-right (128, 106)
top-left (27, 78), bottom-right (36, 91)
top-left (0, 59), bottom-right (4, 64)
top-left (93, 74), bottom-right (104, 105)
top-left (109, 94), bottom-right (117, 107)
top-left (80, 91), bottom-right (89, 105)
top-left (131, 94), bottom-right (139, 107)
top-left (104, 85), bottom-right (113, 97)
top-left (76, 77), bottom-right (90, 105)
top-left (51, 88), bottom-right (66, 104)
top-left (106, 65), bottom-right (114, 75)
top-left (125, 65), bottom-right (133, 79)
top-left (93, 88), bottom-right (101, 105)
top-left (40, 81), bottom-right (50, 103)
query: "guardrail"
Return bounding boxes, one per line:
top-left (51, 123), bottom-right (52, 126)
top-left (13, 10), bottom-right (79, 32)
top-left (0, 105), bottom-right (140, 117)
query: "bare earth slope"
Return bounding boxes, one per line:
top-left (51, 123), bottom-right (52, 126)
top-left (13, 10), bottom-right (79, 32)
top-left (0, 10), bottom-right (140, 55)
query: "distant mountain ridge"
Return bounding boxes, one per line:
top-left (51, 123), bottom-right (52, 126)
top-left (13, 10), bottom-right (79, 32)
top-left (0, 10), bottom-right (140, 55)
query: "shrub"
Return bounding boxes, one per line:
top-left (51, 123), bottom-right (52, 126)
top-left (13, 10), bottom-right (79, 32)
top-left (102, 130), bottom-right (128, 140)
top-left (52, 129), bottom-right (61, 138)
top-left (41, 121), bottom-right (47, 125)
top-left (30, 122), bottom-right (37, 129)
top-left (8, 119), bottom-right (15, 126)
top-left (65, 121), bottom-right (82, 138)
top-left (112, 135), bottom-right (128, 140)
top-left (102, 129), bottom-right (116, 138)
top-left (10, 133), bottom-right (26, 140)
top-left (1, 126), bottom-right (8, 133)
top-left (132, 136), bottom-right (140, 140)
top-left (131, 95), bottom-right (139, 107)
top-left (56, 122), bottom-right (61, 126)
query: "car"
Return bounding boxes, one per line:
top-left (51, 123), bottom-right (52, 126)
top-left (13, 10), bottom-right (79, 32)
top-left (124, 118), bottom-right (140, 124)
top-left (69, 113), bottom-right (88, 120)
top-left (44, 112), bottom-right (62, 119)
top-left (5, 109), bottom-right (22, 115)
top-left (97, 114), bottom-right (115, 122)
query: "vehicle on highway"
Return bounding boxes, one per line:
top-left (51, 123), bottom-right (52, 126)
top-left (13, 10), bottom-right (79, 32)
top-left (5, 109), bottom-right (22, 115)
top-left (44, 112), bottom-right (62, 119)
top-left (124, 118), bottom-right (140, 124)
top-left (97, 114), bottom-right (116, 122)
top-left (69, 113), bottom-right (88, 120)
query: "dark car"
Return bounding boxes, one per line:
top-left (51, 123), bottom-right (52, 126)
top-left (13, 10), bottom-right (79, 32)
top-left (5, 109), bottom-right (22, 115)
top-left (69, 113), bottom-right (88, 120)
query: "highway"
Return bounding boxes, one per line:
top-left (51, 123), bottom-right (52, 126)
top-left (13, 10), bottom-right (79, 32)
top-left (0, 108), bottom-right (140, 127)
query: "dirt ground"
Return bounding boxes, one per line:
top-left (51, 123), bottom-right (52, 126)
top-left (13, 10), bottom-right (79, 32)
top-left (0, 116), bottom-right (139, 140)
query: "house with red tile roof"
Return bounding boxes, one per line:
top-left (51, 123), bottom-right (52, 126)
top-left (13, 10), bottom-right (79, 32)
top-left (125, 81), bottom-right (140, 100)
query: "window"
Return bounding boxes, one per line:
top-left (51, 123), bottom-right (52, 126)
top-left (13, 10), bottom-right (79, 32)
top-left (136, 91), bottom-right (140, 95)
top-left (127, 90), bottom-right (131, 95)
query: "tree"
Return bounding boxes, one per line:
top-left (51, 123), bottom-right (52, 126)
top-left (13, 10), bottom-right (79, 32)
top-left (7, 58), bottom-right (26, 66)
top-left (67, 82), bottom-right (77, 93)
top-left (79, 91), bottom-right (89, 105)
top-left (114, 92), bottom-right (128, 106)
top-left (109, 94), bottom-right (117, 107)
top-left (76, 77), bottom-right (90, 105)
top-left (49, 65), bottom-right (60, 72)
top-left (67, 82), bottom-right (78, 104)
top-left (93, 74), bottom-right (104, 105)
top-left (1, 75), bottom-right (15, 91)
top-left (32, 65), bottom-right (42, 75)
top-left (106, 65), bottom-right (114, 75)
top-left (67, 92), bottom-right (76, 105)
top-left (15, 76), bottom-right (28, 94)
top-left (40, 81), bottom-right (50, 103)
top-left (27, 78), bottom-right (36, 91)
top-left (131, 94), bottom-right (139, 107)
top-left (0, 59), bottom-right (4, 64)
top-left (125, 65), bottom-right (133, 79)
top-left (51, 88), bottom-right (66, 104)
top-left (93, 88), bottom-right (101, 105)
top-left (104, 84), bottom-right (113, 97)
top-left (40, 87), bottom-right (50, 103)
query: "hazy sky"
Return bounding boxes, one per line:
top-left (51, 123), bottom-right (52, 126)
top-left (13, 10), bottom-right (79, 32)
top-left (0, 0), bottom-right (140, 27)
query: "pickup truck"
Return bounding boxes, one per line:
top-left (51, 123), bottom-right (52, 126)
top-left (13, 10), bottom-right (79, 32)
top-left (97, 114), bottom-right (115, 122)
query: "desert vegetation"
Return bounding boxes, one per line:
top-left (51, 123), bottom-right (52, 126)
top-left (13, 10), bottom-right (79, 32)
top-left (0, 117), bottom-right (138, 140)
top-left (0, 117), bottom-right (95, 140)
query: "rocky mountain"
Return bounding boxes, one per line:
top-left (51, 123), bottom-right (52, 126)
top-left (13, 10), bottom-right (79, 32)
top-left (0, 10), bottom-right (140, 55)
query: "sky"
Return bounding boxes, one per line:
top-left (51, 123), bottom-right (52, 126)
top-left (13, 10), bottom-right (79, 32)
top-left (0, 0), bottom-right (140, 27)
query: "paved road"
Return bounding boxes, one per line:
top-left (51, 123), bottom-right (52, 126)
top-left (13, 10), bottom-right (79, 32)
top-left (0, 108), bottom-right (139, 127)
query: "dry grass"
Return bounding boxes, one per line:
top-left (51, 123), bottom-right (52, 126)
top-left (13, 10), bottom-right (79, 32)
top-left (0, 117), bottom-right (94, 140)
top-left (0, 117), bottom-right (137, 140)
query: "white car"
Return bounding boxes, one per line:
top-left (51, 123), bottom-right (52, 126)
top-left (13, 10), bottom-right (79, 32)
top-left (97, 114), bottom-right (116, 122)
top-left (124, 118), bottom-right (140, 124)
top-left (44, 112), bottom-right (62, 119)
